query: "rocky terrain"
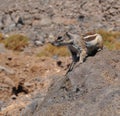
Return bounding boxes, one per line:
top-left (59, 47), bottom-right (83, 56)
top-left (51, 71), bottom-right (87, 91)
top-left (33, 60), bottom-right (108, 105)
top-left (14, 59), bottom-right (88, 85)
top-left (0, 0), bottom-right (120, 40)
top-left (22, 49), bottom-right (120, 116)
top-left (0, 0), bottom-right (120, 116)
top-left (0, 45), bottom-right (70, 115)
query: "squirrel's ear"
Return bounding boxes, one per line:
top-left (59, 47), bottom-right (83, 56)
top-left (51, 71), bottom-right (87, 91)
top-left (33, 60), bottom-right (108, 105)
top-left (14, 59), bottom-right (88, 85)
top-left (66, 32), bottom-right (68, 35)
top-left (66, 32), bottom-right (70, 36)
top-left (66, 32), bottom-right (73, 36)
top-left (66, 32), bottom-right (73, 39)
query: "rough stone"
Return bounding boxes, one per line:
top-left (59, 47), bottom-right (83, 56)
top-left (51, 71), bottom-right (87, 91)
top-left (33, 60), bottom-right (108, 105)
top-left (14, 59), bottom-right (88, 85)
top-left (0, 65), bottom-right (15, 75)
top-left (0, 0), bottom-right (119, 38)
top-left (21, 48), bottom-right (120, 116)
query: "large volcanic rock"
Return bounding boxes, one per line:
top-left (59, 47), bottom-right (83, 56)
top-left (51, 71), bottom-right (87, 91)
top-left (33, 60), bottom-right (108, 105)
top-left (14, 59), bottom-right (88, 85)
top-left (21, 48), bottom-right (120, 116)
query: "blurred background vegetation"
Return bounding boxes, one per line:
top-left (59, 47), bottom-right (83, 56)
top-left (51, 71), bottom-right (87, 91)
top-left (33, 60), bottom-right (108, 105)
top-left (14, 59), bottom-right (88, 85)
top-left (0, 34), bottom-right (29, 51)
top-left (0, 30), bottom-right (120, 56)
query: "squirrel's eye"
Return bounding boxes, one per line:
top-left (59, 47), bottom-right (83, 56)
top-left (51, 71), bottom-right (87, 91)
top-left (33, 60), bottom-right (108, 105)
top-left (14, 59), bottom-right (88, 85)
top-left (57, 36), bottom-right (62, 40)
top-left (56, 36), bottom-right (64, 42)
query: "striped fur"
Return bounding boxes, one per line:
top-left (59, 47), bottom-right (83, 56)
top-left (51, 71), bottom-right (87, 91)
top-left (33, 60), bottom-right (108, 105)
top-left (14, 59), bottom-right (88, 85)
top-left (51, 32), bottom-right (103, 75)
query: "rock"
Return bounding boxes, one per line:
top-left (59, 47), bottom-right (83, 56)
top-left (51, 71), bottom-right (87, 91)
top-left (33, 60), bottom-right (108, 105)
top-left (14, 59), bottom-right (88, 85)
top-left (8, 23), bottom-right (16, 31)
top-left (0, 43), bottom-right (7, 53)
top-left (34, 40), bottom-right (44, 46)
top-left (3, 77), bottom-right (15, 87)
top-left (0, 65), bottom-right (15, 75)
top-left (16, 16), bottom-right (24, 26)
top-left (0, 0), bottom-right (120, 115)
top-left (0, 0), bottom-right (119, 37)
top-left (20, 99), bottom-right (39, 116)
top-left (0, 100), bottom-right (4, 111)
top-left (1, 14), bottom-right (13, 26)
top-left (40, 16), bottom-right (52, 26)
top-left (21, 48), bottom-right (120, 116)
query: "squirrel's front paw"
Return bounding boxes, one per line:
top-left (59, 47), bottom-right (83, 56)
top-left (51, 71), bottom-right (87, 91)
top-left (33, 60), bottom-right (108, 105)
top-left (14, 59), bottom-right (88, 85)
top-left (79, 60), bottom-right (83, 64)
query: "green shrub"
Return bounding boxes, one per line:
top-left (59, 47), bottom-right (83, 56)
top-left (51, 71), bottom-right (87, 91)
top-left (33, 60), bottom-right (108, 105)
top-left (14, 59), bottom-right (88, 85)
top-left (3, 34), bottom-right (29, 51)
top-left (37, 43), bottom-right (70, 57)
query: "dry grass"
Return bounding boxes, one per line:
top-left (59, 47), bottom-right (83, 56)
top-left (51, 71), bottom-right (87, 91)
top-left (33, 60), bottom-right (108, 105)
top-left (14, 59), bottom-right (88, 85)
top-left (0, 33), bottom-right (4, 43)
top-left (37, 43), bottom-right (70, 57)
top-left (97, 30), bottom-right (120, 50)
top-left (3, 34), bottom-right (29, 51)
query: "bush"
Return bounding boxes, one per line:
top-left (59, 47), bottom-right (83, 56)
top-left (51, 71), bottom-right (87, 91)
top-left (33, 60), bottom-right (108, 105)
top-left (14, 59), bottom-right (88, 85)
top-left (37, 43), bottom-right (70, 57)
top-left (0, 33), bottom-right (4, 43)
top-left (3, 34), bottom-right (29, 51)
top-left (97, 30), bottom-right (120, 50)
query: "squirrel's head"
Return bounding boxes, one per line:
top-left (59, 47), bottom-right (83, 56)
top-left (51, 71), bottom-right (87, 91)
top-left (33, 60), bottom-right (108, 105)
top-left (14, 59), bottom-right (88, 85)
top-left (49, 32), bottom-right (80, 46)
top-left (50, 32), bottom-right (70, 46)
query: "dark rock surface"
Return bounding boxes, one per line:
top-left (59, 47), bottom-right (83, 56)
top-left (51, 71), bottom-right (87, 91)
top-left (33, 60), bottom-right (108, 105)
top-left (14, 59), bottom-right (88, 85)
top-left (21, 48), bottom-right (120, 116)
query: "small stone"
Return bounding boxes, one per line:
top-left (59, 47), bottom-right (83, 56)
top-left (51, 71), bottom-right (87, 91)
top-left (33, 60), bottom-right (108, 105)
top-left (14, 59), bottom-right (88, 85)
top-left (34, 40), bottom-right (44, 46)
top-left (0, 65), bottom-right (15, 75)
top-left (11, 95), bottom-right (17, 100)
